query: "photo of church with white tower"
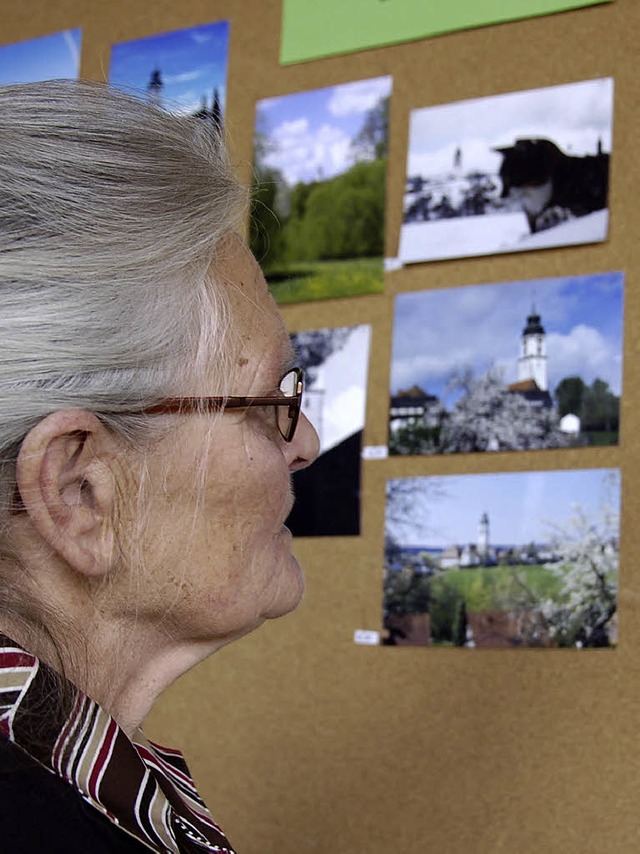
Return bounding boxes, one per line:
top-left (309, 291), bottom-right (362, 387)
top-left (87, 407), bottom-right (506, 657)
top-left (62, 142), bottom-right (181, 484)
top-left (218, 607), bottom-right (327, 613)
top-left (439, 511), bottom-right (495, 568)
top-left (389, 272), bottom-right (622, 455)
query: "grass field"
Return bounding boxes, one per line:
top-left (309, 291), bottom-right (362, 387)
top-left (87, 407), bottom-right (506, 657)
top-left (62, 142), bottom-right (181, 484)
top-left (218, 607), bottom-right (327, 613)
top-left (430, 564), bottom-right (566, 612)
top-left (265, 257), bottom-right (384, 304)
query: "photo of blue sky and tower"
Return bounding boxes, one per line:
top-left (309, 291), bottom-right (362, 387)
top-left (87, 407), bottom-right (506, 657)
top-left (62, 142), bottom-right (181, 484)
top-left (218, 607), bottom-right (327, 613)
top-left (109, 20), bottom-right (229, 124)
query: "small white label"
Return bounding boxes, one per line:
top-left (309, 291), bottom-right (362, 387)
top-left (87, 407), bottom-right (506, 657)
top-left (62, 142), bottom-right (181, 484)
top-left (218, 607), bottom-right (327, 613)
top-left (384, 256), bottom-right (404, 273)
top-left (353, 629), bottom-right (380, 645)
top-left (362, 445), bottom-right (388, 460)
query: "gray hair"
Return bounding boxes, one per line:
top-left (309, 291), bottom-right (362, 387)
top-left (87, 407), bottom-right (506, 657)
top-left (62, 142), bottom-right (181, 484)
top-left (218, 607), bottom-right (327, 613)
top-left (0, 79), bottom-right (247, 515)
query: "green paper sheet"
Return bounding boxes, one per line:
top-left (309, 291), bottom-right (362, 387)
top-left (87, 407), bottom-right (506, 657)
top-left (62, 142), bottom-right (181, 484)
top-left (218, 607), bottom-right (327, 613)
top-left (280, 0), bottom-right (612, 64)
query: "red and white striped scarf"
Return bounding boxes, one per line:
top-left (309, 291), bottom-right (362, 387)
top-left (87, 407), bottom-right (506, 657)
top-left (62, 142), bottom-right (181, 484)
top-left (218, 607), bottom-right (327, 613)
top-left (0, 636), bottom-right (235, 853)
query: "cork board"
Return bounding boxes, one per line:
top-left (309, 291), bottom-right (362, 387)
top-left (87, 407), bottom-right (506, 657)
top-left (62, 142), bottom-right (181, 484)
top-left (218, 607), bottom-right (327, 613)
top-left (2, 1), bottom-right (639, 850)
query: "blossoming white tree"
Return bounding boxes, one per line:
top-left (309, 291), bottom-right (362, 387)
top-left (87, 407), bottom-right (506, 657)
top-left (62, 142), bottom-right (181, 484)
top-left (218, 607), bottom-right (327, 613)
top-left (540, 475), bottom-right (619, 647)
top-left (439, 370), bottom-right (568, 453)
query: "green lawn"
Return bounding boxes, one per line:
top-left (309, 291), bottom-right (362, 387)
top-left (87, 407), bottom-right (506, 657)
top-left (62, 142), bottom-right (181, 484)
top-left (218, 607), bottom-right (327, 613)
top-left (431, 564), bottom-right (566, 612)
top-left (582, 431), bottom-right (619, 446)
top-left (265, 257), bottom-right (384, 304)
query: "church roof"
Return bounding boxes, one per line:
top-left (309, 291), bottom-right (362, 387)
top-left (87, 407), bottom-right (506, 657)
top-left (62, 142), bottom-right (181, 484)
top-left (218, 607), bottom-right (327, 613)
top-left (507, 379), bottom-right (540, 393)
top-left (507, 379), bottom-right (553, 407)
top-left (391, 386), bottom-right (439, 407)
top-left (393, 385), bottom-right (437, 400)
top-left (522, 311), bottom-right (545, 336)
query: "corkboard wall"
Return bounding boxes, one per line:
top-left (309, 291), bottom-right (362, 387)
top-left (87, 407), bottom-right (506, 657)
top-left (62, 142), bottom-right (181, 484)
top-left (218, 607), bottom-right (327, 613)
top-left (4, 1), bottom-right (640, 851)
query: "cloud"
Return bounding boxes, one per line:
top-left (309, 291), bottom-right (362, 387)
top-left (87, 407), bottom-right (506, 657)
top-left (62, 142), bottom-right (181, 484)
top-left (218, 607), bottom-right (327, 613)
top-left (547, 325), bottom-right (621, 393)
top-left (275, 117), bottom-right (309, 137)
top-left (62, 29), bottom-right (80, 70)
top-left (328, 76), bottom-right (391, 117)
top-left (189, 29), bottom-right (213, 44)
top-left (163, 70), bottom-right (202, 84)
top-left (264, 119), bottom-right (351, 184)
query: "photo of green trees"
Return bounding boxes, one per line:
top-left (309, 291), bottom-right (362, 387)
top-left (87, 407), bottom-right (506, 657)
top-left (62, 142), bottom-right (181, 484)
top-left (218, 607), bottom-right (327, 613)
top-left (250, 76), bottom-right (391, 303)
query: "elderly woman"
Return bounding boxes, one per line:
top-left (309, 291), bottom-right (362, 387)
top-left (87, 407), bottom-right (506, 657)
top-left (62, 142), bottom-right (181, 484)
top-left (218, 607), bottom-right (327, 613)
top-left (0, 80), bottom-right (318, 852)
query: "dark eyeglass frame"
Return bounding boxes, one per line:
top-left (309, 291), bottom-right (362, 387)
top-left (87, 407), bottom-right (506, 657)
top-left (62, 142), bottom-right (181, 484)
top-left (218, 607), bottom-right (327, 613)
top-left (139, 367), bottom-right (304, 443)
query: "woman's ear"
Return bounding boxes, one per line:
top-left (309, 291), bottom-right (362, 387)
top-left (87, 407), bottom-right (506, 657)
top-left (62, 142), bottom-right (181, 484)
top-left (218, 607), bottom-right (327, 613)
top-left (15, 409), bottom-right (120, 578)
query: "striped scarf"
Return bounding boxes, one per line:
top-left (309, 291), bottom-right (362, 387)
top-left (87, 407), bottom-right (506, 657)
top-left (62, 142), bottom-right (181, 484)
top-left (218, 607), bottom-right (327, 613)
top-left (0, 636), bottom-right (235, 853)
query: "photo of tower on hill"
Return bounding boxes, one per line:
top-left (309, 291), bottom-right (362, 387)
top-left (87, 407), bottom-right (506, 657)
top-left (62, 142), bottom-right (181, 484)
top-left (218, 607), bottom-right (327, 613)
top-left (389, 271), bottom-right (623, 455)
top-left (383, 468), bottom-right (620, 649)
top-left (109, 20), bottom-right (228, 129)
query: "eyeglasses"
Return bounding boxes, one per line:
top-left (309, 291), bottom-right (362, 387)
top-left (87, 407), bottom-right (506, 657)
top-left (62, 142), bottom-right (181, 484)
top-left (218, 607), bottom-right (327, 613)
top-left (139, 367), bottom-right (304, 443)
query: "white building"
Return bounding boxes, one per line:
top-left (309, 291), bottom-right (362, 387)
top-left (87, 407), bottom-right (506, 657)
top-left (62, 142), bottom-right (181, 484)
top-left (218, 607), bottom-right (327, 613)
top-left (517, 307), bottom-right (548, 391)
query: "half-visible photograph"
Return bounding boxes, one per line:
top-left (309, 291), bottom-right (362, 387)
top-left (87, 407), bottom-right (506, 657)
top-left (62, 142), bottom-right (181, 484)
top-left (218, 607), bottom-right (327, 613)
top-left (383, 468), bottom-right (620, 648)
top-left (251, 75), bottom-right (392, 304)
top-left (287, 324), bottom-right (371, 536)
top-left (389, 272), bottom-right (623, 455)
top-left (0, 29), bottom-right (81, 84)
top-left (397, 78), bottom-right (613, 265)
top-left (109, 20), bottom-right (228, 124)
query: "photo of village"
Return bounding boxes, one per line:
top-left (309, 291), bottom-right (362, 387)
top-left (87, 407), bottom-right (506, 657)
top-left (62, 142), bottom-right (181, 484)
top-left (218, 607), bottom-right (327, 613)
top-left (383, 468), bottom-right (620, 649)
top-left (389, 271), bottom-right (623, 455)
top-left (109, 20), bottom-right (228, 126)
top-left (251, 75), bottom-right (391, 303)
top-left (286, 324), bottom-right (371, 536)
top-left (396, 77), bottom-right (613, 265)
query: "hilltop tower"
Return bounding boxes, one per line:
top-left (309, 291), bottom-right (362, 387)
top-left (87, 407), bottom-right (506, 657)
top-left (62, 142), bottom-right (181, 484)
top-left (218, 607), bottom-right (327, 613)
top-left (517, 307), bottom-right (548, 391)
top-left (477, 512), bottom-right (490, 559)
top-left (147, 68), bottom-right (164, 108)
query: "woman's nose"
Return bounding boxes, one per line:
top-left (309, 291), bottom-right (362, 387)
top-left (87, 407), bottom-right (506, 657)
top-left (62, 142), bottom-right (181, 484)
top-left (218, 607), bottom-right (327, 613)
top-left (286, 412), bottom-right (320, 472)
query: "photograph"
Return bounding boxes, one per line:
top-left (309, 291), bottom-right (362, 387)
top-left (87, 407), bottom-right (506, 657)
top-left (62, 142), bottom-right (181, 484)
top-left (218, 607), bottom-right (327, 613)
top-left (397, 77), bottom-right (613, 265)
top-left (109, 20), bottom-right (228, 125)
top-left (389, 271), bottom-right (623, 455)
top-left (0, 29), bottom-right (81, 85)
top-left (286, 323), bottom-right (371, 536)
top-left (383, 468), bottom-right (620, 649)
top-left (251, 75), bottom-right (392, 304)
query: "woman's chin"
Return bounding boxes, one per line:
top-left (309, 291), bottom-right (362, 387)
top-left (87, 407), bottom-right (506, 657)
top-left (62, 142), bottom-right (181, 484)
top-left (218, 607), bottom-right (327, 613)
top-left (265, 553), bottom-right (306, 620)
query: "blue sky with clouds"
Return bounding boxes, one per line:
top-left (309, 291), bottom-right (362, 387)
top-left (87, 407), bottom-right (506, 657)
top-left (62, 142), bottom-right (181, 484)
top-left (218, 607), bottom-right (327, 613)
top-left (109, 21), bottom-right (229, 114)
top-left (0, 30), bottom-right (81, 84)
top-left (256, 75), bottom-right (391, 185)
top-left (390, 271), bottom-right (623, 404)
top-left (387, 468), bottom-right (619, 548)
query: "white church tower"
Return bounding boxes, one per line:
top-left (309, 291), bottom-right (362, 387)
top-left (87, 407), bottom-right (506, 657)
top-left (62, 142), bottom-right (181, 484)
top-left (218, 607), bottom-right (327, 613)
top-left (517, 307), bottom-right (548, 391)
top-left (477, 512), bottom-right (490, 560)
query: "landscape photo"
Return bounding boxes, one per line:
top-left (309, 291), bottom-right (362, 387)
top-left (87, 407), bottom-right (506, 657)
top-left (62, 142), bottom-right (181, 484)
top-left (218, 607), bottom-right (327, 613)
top-left (383, 468), bottom-right (620, 649)
top-left (251, 75), bottom-right (392, 303)
top-left (389, 272), bottom-right (623, 455)
top-left (109, 20), bottom-right (228, 124)
top-left (397, 77), bottom-right (613, 265)
top-left (0, 29), bottom-right (81, 84)
top-left (286, 324), bottom-right (371, 536)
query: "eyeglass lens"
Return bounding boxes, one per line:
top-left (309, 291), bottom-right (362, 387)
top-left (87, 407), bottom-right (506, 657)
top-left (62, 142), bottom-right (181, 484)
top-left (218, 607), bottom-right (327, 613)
top-left (277, 369), bottom-right (301, 442)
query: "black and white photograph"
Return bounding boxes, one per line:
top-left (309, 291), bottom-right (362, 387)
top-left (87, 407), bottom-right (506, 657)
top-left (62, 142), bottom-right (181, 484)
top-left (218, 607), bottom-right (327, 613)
top-left (389, 272), bottom-right (623, 455)
top-left (397, 77), bottom-right (613, 265)
top-left (383, 468), bottom-right (620, 649)
top-left (287, 324), bottom-right (371, 536)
